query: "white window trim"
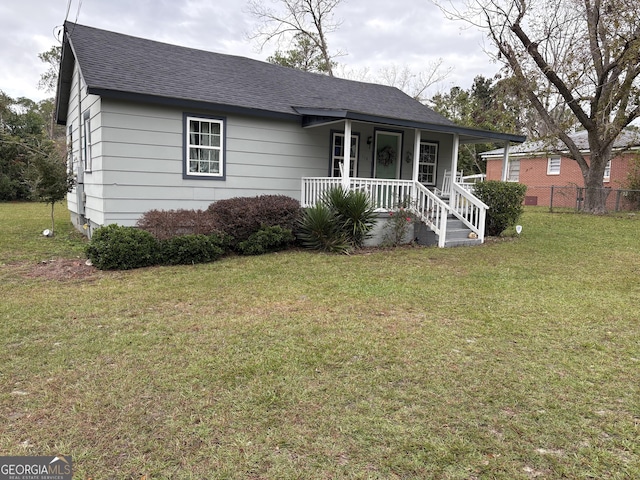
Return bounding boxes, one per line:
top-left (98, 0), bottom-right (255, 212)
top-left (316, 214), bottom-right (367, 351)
top-left (604, 159), bottom-right (611, 182)
top-left (418, 141), bottom-right (438, 186)
top-left (185, 115), bottom-right (225, 179)
top-left (330, 132), bottom-right (359, 178)
top-left (547, 156), bottom-right (561, 175)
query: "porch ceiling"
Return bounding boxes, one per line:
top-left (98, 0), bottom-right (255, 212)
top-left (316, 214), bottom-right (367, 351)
top-left (294, 107), bottom-right (526, 145)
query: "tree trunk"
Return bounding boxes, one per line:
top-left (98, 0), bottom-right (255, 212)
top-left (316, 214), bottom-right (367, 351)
top-left (50, 202), bottom-right (55, 236)
top-left (581, 143), bottom-right (612, 214)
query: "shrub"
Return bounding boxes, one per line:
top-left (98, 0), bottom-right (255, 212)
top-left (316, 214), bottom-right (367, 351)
top-left (297, 203), bottom-right (350, 254)
top-left (207, 195), bottom-right (302, 247)
top-left (382, 208), bottom-right (415, 247)
top-left (86, 224), bottom-right (159, 270)
top-left (136, 209), bottom-right (219, 240)
top-left (160, 234), bottom-right (226, 265)
top-left (473, 181), bottom-right (527, 236)
top-left (237, 225), bottom-right (295, 255)
top-left (324, 187), bottom-right (376, 248)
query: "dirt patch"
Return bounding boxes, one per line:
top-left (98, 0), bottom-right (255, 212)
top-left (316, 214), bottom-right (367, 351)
top-left (22, 258), bottom-right (100, 281)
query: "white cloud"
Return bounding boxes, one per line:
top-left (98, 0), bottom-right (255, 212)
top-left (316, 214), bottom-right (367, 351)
top-left (0, 0), bottom-right (499, 102)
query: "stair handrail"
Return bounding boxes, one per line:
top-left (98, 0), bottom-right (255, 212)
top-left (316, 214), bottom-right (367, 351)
top-left (450, 183), bottom-right (489, 242)
top-left (410, 182), bottom-right (451, 247)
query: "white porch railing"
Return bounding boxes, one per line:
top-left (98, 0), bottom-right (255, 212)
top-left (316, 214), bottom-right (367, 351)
top-left (301, 177), bottom-right (488, 247)
top-left (450, 183), bottom-right (488, 241)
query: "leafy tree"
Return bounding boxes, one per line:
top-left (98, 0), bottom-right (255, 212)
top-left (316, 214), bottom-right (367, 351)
top-left (24, 148), bottom-right (74, 235)
top-left (37, 46), bottom-right (62, 94)
top-left (437, 0), bottom-right (640, 213)
top-left (247, 0), bottom-right (343, 76)
top-left (267, 33), bottom-right (334, 73)
top-left (429, 75), bottom-right (522, 174)
top-left (0, 92), bottom-right (51, 201)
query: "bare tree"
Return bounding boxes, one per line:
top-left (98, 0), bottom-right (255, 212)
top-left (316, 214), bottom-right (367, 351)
top-left (375, 59), bottom-right (453, 103)
top-left (247, 0), bottom-right (343, 76)
top-left (436, 0), bottom-right (640, 213)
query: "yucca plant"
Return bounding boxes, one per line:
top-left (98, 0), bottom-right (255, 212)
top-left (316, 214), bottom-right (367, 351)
top-left (297, 203), bottom-right (351, 254)
top-left (322, 186), bottom-right (376, 248)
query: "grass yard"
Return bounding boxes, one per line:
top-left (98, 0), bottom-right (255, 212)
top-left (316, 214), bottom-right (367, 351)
top-left (0, 202), bottom-right (638, 479)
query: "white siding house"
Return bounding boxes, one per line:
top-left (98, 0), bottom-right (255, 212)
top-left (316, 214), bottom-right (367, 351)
top-left (56, 23), bottom-right (525, 246)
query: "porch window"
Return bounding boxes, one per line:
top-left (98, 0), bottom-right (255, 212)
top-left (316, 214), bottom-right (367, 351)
top-left (508, 159), bottom-right (520, 182)
top-left (331, 132), bottom-right (358, 177)
top-left (418, 141), bottom-right (438, 185)
top-left (547, 156), bottom-right (561, 175)
top-left (185, 115), bottom-right (225, 178)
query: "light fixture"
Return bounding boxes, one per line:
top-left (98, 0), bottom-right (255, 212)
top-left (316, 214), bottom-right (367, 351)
top-left (367, 136), bottom-right (372, 145)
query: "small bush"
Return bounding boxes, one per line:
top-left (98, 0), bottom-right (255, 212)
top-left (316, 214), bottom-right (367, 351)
top-left (473, 181), bottom-right (527, 236)
top-left (207, 195), bottom-right (302, 247)
top-left (237, 225), bottom-right (295, 255)
top-left (382, 208), bottom-right (415, 247)
top-left (324, 187), bottom-right (376, 248)
top-left (297, 203), bottom-right (350, 254)
top-left (86, 224), bottom-right (159, 270)
top-left (160, 234), bottom-right (225, 265)
top-left (137, 209), bottom-right (219, 240)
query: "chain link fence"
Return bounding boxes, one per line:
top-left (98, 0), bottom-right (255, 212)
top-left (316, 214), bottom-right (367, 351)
top-left (522, 186), bottom-right (640, 212)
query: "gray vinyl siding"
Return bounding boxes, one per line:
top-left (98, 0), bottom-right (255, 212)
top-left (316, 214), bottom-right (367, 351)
top-left (98, 99), bottom-right (329, 226)
top-left (64, 67), bottom-right (457, 231)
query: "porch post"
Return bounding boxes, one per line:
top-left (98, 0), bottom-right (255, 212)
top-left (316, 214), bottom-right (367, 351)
top-left (449, 133), bottom-right (459, 207)
top-left (500, 141), bottom-right (510, 181)
top-left (412, 129), bottom-right (421, 182)
top-left (342, 119), bottom-right (352, 189)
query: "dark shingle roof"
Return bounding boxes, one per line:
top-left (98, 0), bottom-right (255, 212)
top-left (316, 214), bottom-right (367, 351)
top-left (56, 22), bottom-right (525, 144)
top-left (58, 23), bottom-right (450, 124)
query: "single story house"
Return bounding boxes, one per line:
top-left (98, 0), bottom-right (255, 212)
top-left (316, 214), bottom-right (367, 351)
top-left (482, 130), bottom-right (640, 207)
top-left (55, 22), bottom-right (525, 247)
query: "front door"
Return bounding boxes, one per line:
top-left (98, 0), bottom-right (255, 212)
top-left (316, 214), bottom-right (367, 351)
top-left (374, 131), bottom-right (402, 179)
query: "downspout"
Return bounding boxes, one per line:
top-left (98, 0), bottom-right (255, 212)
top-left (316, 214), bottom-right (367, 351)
top-left (341, 119), bottom-right (352, 189)
top-left (501, 141), bottom-right (510, 181)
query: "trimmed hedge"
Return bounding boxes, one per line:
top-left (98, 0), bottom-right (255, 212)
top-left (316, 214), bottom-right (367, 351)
top-left (237, 225), bottom-right (295, 255)
top-left (160, 234), bottom-right (226, 265)
top-left (473, 181), bottom-right (527, 236)
top-left (86, 224), bottom-right (159, 270)
top-left (136, 209), bottom-right (219, 240)
top-left (207, 195), bottom-right (301, 248)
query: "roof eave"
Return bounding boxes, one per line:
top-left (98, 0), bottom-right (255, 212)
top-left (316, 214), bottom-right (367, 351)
top-left (297, 107), bottom-right (526, 143)
top-left (89, 88), bottom-right (301, 122)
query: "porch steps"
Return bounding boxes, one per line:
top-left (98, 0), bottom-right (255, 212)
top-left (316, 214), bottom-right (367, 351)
top-left (443, 217), bottom-right (482, 248)
top-left (414, 216), bottom-right (482, 247)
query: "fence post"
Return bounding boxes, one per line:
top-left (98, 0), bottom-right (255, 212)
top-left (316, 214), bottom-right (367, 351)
top-left (550, 185), bottom-right (554, 213)
top-left (615, 189), bottom-right (622, 212)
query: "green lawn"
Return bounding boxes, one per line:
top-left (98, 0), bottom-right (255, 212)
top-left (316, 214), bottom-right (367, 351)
top-left (0, 203), bottom-right (638, 479)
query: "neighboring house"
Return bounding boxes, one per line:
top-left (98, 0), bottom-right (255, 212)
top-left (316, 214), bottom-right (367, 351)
top-left (55, 22), bottom-right (525, 247)
top-left (482, 130), bottom-right (640, 206)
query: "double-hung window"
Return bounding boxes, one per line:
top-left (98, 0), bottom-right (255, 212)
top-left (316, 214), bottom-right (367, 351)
top-left (185, 116), bottom-right (225, 178)
top-left (508, 159), bottom-right (520, 182)
top-left (547, 156), bottom-right (561, 175)
top-left (418, 141), bottom-right (438, 185)
top-left (331, 132), bottom-right (358, 177)
top-left (604, 160), bottom-right (611, 181)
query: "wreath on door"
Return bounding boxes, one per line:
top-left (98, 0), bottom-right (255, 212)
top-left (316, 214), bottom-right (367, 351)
top-left (377, 145), bottom-right (396, 167)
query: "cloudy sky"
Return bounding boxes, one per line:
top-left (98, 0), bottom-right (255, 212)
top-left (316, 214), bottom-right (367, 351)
top-left (0, 0), bottom-right (501, 102)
